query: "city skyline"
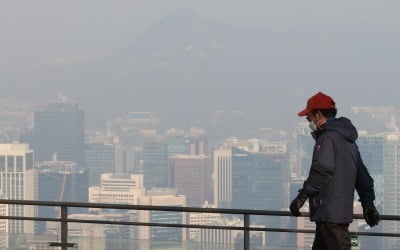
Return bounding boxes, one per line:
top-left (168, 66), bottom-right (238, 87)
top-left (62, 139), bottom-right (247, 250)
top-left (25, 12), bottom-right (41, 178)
top-left (0, 1), bottom-right (399, 248)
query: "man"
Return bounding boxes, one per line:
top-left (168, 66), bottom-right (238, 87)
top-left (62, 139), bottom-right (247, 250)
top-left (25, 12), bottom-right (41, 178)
top-left (290, 92), bottom-right (380, 250)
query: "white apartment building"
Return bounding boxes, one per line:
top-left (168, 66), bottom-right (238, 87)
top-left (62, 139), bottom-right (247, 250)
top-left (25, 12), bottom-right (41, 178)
top-left (89, 173), bottom-right (145, 205)
top-left (0, 143), bottom-right (36, 234)
top-left (213, 148), bottom-right (232, 207)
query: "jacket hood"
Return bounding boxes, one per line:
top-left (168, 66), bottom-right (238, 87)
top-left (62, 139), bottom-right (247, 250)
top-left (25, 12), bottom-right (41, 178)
top-left (324, 117), bottom-right (358, 142)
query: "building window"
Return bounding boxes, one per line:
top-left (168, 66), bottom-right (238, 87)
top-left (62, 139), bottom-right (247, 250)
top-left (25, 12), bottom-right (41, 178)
top-left (16, 156), bottom-right (23, 172)
top-left (0, 156), bottom-right (5, 172)
top-left (7, 156), bottom-right (14, 172)
top-left (26, 153), bottom-right (33, 170)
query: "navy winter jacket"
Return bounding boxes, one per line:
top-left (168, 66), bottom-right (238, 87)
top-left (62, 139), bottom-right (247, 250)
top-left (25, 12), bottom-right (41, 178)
top-left (302, 117), bottom-right (375, 223)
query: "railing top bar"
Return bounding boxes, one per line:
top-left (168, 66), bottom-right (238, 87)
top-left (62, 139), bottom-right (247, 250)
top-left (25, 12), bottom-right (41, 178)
top-left (0, 199), bottom-right (295, 216)
top-left (1, 199), bottom-right (399, 221)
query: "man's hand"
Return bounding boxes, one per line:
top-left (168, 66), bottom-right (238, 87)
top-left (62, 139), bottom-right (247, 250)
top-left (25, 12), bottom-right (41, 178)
top-left (290, 190), bottom-right (308, 216)
top-left (362, 201), bottom-right (380, 227)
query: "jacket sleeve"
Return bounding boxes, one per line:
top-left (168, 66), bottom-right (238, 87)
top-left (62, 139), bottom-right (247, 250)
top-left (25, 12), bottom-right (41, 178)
top-left (355, 149), bottom-right (376, 203)
top-left (302, 134), bottom-right (336, 196)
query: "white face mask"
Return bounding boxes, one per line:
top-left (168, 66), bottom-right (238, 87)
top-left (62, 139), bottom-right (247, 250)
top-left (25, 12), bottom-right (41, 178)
top-left (309, 121), bottom-right (317, 132)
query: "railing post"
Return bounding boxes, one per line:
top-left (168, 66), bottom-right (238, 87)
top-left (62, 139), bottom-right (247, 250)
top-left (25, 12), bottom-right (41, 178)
top-left (244, 213), bottom-right (250, 250)
top-left (61, 205), bottom-right (68, 250)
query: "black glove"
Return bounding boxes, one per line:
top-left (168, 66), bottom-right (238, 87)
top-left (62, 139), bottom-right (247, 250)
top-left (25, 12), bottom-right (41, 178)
top-left (290, 190), bottom-right (308, 216)
top-left (362, 201), bottom-right (380, 227)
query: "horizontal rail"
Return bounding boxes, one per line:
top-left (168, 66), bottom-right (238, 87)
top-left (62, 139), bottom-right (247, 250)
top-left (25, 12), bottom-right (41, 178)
top-left (2, 199), bottom-right (400, 221)
top-left (1, 198), bottom-right (400, 248)
top-left (1, 215), bottom-right (399, 238)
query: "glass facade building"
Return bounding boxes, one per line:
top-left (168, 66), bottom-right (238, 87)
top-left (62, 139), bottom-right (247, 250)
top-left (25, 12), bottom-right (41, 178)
top-left (34, 103), bottom-right (84, 165)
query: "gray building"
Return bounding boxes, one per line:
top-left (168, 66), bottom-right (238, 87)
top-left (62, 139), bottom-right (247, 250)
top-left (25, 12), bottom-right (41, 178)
top-left (357, 132), bottom-right (384, 208)
top-left (34, 103), bottom-right (84, 165)
top-left (36, 160), bottom-right (88, 233)
top-left (85, 142), bottom-right (115, 186)
top-left (231, 145), bottom-right (287, 246)
top-left (357, 132), bottom-right (384, 250)
top-left (142, 142), bottom-right (168, 189)
top-left (231, 147), bottom-right (286, 211)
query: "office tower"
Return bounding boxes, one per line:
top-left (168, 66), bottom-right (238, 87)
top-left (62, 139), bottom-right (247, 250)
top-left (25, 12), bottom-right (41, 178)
top-left (34, 102), bottom-right (84, 165)
top-left (36, 160), bottom-right (88, 233)
top-left (212, 148), bottom-right (232, 207)
top-left (166, 129), bottom-right (187, 157)
top-left (85, 135), bottom-right (116, 186)
top-left (142, 142), bottom-right (168, 189)
top-left (168, 155), bottom-right (212, 207)
top-left (137, 188), bottom-right (186, 248)
top-left (0, 144), bottom-right (36, 234)
top-left (357, 132), bottom-right (384, 208)
top-left (166, 128), bottom-right (209, 157)
top-left (89, 173), bottom-right (145, 205)
top-left (85, 142), bottom-right (115, 186)
top-left (230, 140), bottom-right (287, 246)
top-left (382, 132), bottom-right (400, 250)
top-left (231, 146), bottom-right (286, 210)
top-left (350, 132), bottom-right (384, 250)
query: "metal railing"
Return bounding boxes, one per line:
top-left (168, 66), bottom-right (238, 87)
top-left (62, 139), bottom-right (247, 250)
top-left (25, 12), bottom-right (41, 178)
top-left (0, 199), bottom-right (399, 250)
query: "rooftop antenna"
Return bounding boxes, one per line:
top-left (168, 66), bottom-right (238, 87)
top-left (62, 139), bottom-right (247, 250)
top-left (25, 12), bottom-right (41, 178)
top-left (57, 92), bottom-right (68, 102)
top-left (52, 153), bottom-right (58, 162)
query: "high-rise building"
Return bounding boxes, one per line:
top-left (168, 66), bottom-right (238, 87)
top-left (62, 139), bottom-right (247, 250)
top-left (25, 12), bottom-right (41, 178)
top-left (166, 129), bottom-right (187, 157)
top-left (36, 160), bottom-right (88, 233)
top-left (168, 155), bottom-right (212, 207)
top-left (85, 142), bottom-right (115, 186)
top-left (382, 132), bottom-right (400, 250)
top-left (215, 139), bottom-right (288, 246)
top-left (212, 148), bottom-right (232, 207)
top-left (85, 132), bottom-right (131, 174)
top-left (0, 143), bottom-right (36, 234)
top-left (36, 160), bottom-right (88, 203)
top-left (85, 135), bottom-right (117, 186)
top-left (34, 102), bottom-right (84, 165)
top-left (357, 132), bottom-right (384, 209)
top-left (142, 142), bottom-right (168, 189)
top-left (231, 146), bottom-right (286, 210)
top-left (166, 128), bottom-right (209, 157)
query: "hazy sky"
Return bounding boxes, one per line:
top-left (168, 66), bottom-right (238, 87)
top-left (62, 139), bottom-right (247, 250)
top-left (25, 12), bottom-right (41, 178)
top-left (1, 1), bottom-right (400, 129)
top-left (2, 0), bottom-right (400, 69)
